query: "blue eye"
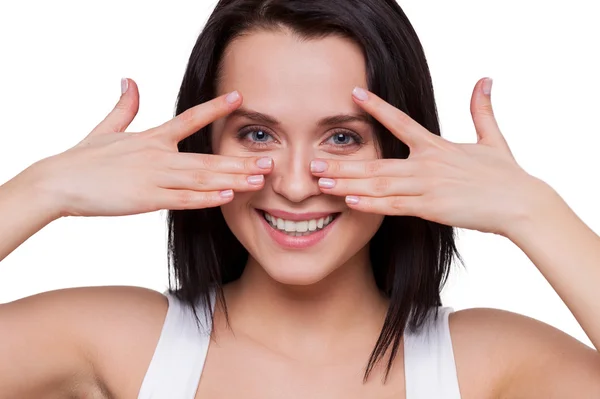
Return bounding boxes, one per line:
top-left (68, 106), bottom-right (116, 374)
top-left (248, 129), bottom-right (272, 142)
top-left (327, 132), bottom-right (359, 146)
top-left (236, 127), bottom-right (276, 149)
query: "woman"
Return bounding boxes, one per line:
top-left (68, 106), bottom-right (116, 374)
top-left (1, 0), bottom-right (599, 397)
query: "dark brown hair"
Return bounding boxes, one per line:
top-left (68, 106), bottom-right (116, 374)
top-left (167, 0), bottom-right (463, 382)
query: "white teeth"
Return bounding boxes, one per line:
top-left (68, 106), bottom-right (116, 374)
top-left (296, 221), bottom-right (308, 232)
top-left (263, 212), bottom-right (337, 235)
top-left (284, 220), bottom-right (295, 232)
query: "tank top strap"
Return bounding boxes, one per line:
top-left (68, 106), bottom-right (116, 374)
top-left (137, 290), bottom-right (215, 399)
top-left (403, 306), bottom-right (461, 399)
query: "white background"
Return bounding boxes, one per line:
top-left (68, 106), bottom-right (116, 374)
top-left (0, 1), bottom-right (598, 347)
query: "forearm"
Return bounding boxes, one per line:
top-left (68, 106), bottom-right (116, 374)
top-left (0, 166), bottom-right (61, 262)
top-left (505, 179), bottom-right (600, 350)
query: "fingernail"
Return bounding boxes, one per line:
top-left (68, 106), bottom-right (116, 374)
top-left (346, 196), bottom-right (360, 205)
top-left (247, 175), bottom-right (264, 185)
top-left (256, 157), bottom-right (273, 169)
top-left (310, 160), bottom-right (328, 173)
top-left (482, 78), bottom-right (493, 96)
top-left (352, 87), bottom-right (369, 101)
top-left (226, 90), bottom-right (240, 104)
top-left (121, 78), bottom-right (128, 95)
top-left (318, 178), bottom-right (336, 189)
top-left (220, 189), bottom-right (234, 198)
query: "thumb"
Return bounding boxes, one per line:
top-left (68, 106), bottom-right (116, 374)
top-left (470, 78), bottom-right (512, 154)
top-left (89, 78), bottom-right (140, 135)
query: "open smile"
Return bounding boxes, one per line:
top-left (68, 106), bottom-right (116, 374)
top-left (255, 209), bottom-right (341, 249)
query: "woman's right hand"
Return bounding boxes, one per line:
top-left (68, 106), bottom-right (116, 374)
top-left (19, 78), bottom-right (272, 218)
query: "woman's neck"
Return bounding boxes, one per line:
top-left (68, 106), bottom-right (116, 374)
top-left (220, 246), bottom-right (389, 362)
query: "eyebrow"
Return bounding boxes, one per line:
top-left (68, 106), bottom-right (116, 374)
top-left (227, 107), bottom-right (372, 127)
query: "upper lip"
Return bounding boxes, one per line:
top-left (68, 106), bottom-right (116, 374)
top-left (260, 208), bottom-right (340, 221)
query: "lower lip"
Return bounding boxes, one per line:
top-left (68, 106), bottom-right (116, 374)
top-left (256, 210), bottom-right (339, 249)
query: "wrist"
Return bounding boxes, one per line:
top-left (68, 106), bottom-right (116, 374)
top-left (7, 161), bottom-right (66, 222)
top-left (501, 175), bottom-right (564, 243)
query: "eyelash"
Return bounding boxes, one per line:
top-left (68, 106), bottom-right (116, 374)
top-left (236, 125), bottom-right (364, 150)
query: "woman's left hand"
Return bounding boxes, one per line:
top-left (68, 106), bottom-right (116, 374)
top-left (311, 78), bottom-right (552, 237)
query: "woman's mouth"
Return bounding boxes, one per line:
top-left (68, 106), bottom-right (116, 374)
top-left (262, 211), bottom-right (339, 237)
top-left (256, 209), bottom-right (341, 249)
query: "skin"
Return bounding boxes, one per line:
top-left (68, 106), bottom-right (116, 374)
top-left (0, 29), bottom-right (600, 398)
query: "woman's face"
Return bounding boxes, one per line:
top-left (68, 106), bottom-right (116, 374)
top-left (212, 30), bottom-right (384, 285)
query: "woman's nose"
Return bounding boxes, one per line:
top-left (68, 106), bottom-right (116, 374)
top-left (270, 149), bottom-right (321, 203)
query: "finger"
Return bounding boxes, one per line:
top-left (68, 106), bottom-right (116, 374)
top-left (154, 170), bottom-right (266, 192)
top-left (318, 177), bottom-right (423, 197)
top-left (155, 189), bottom-right (235, 210)
top-left (310, 158), bottom-right (415, 179)
top-left (90, 78), bottom-right (140, 135)
top-left (150, 91), bottom-right (242, 144)
top-left (470, 78), bottom-right (512, 154)
top-left (344, 195), bottom-right (423, 217)
top-left (165, 153), bottom-right (273, 174)
top-left (351, 87), bottom-right (440, 150)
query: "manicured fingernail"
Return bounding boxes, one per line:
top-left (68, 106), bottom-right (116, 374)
top-left (257, 157), bottom-right (273, 169)
top-left (220, 189), bottom-right (234, 198)
top-left (310, 160), bottom-right (327, 173)
top-left (318, 178), bottom-right (336, 189)
top-left (346, 196), bottom-right (360, 205)
top-left (352, 87), bottom-right (369, 101)
top-left (121, 78), bottom-right (128, 94)
top-left (247, 175), bottom-right (264, 185)
top-left (226, 90), bottom-right (240, 104)
top-left (482, 78), bottom-right (493, 96)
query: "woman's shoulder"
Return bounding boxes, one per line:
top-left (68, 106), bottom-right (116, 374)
top-left (56, 285), bottom-right (170, 393)
top-left (1, 285), bottom-right (169, 398)
top-left (448, 307), bottom-right (600, 398)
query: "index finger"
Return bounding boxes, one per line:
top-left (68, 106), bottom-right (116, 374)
top-left (150, 91), bottom-right (242, 143)
top-left (310, 158), bottom-right (415, 178)
top-left (351, 87), bottom-right (437, 150)
top-left (166, 152), bottom-right (274, 174)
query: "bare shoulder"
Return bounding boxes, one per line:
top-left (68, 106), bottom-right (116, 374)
top-left (0, 285), bottom-right (168, 398)
top-left (62, 286), bottom-right (169, 397)
top-left (448, 307), bottom-right (600, 399)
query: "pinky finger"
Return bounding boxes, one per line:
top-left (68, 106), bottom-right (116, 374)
top-left (344, 195), bottom-right (423, 217)
top-left (159, 189), bottom-right (235, 210)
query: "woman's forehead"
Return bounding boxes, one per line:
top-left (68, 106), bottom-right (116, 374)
top-left (217, 30), bottom-right (368, 121)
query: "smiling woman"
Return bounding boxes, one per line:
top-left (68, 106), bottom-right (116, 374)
top-left (169, 0), bottom-right (458, 388)
top-left (1, 0), bottom-right (600, 398)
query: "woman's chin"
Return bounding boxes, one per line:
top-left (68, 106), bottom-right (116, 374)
top-left (260, 261), bottom-right (335, 286)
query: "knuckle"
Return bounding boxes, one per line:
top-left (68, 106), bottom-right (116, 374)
top-left (199, 155), bottom-right (214, 170)
top-left (392, 109), bottom-right (411, 126)
top-left (391, 197), bottom-right (406, 211)
top-left (366, 160), bottom-right (381, 175)
top-left (191, 170), bottom-right (208, 187)
top-left (211, 99), bottom-right (222, 113)
top-left (237, 174), bottom-right (250, 187)
top-left (205, 100), bottom-right (221, 119)
top-left (330, 161), bottom-right (341, 174)
top-left (178, 108), bottom-right (196, 126)
top-left (114, 99), bottom-right (129, 113)
top-left (175, 190), bottom-right (195, 206)
top-left (477, 103), bottom-right (495, 117)
top-left (244, 157), bottom-right (255, 172)
top-left (373, 177), bottom-right (390, 194)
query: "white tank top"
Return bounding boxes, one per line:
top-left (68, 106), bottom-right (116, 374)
top-left (137, 291), bottom-right (461, 398)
